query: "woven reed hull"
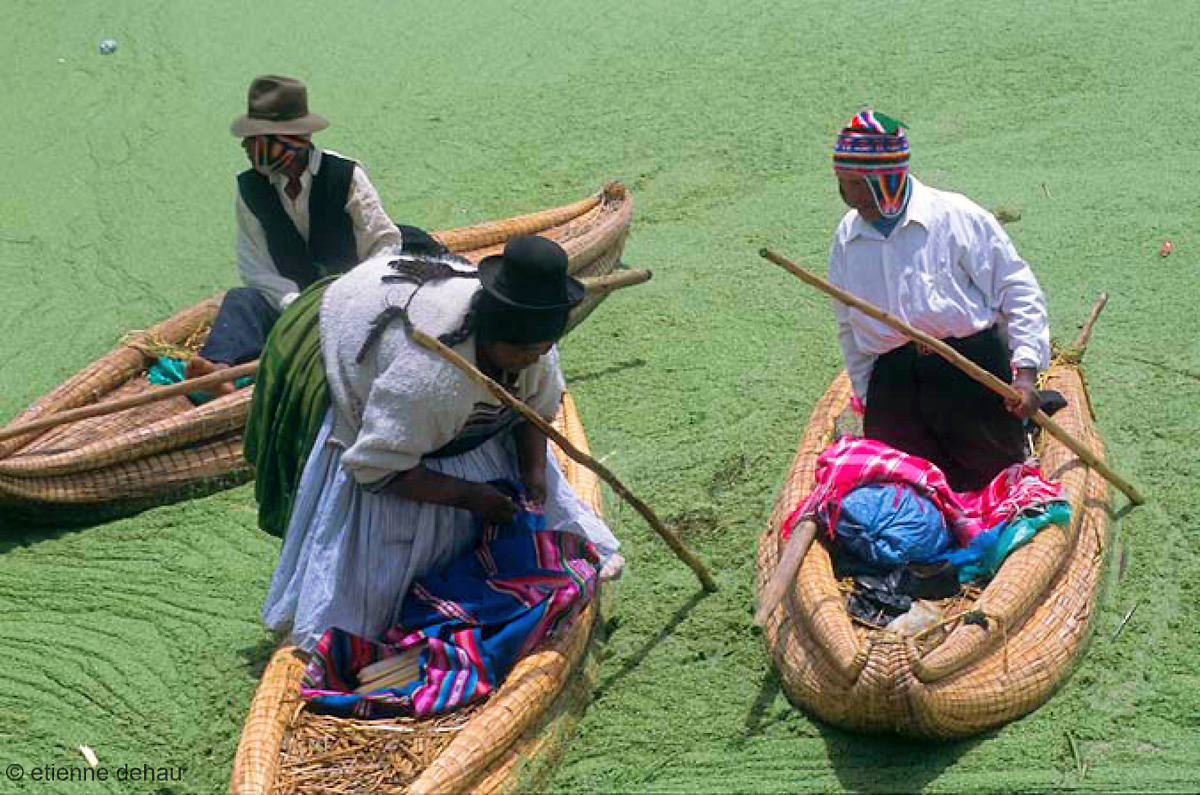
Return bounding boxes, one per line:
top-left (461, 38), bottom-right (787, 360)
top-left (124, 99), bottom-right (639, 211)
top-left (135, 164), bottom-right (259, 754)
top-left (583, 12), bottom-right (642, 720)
top-left (0, 184), bottom-right (632, 519)
top-left (229, 391), bottom-right (608, 794)
top-left (757, 364), bottom-right (1112, 738)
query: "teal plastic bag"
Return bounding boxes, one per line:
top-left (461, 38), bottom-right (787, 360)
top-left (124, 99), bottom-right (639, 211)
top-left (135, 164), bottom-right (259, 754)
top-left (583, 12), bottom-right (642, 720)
top-left (958, 501), bottom-right (1071, 583)
top-left (146, 356), bottom-right (254, 404)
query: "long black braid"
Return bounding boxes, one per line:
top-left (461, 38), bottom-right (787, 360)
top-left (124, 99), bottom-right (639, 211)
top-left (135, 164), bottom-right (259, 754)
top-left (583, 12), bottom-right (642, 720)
top-left (380, 251), bottom-right (475, 286)
top-left (356, 253), bottom-right (482, 364)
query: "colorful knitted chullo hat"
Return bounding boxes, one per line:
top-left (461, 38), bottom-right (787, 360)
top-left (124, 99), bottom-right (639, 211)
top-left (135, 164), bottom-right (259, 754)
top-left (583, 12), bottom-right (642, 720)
top-left (832, 109), bottom-right (911, 219)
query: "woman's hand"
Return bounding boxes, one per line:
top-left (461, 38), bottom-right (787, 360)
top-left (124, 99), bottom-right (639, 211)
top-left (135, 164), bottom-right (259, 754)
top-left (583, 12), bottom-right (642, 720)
top-left (388, 467), bottom-right (516, 523)
top-left (522, 469), bottom-right (547, 506)
top-left (466, 483), bottom-right (518, 524)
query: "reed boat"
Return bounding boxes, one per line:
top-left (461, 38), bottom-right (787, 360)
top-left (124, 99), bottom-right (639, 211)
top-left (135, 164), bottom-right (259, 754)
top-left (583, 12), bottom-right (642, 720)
top-left (756, 358), bottom-right (1112, 738)
top-left (0, 183), bottom-right (633, 522)
top-left (230, 391), bottom-right (609, 794)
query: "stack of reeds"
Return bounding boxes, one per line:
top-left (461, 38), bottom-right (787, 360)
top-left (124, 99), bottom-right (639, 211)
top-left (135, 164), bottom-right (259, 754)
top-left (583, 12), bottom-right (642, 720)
top-left (353, 648), bottom-right (423, 695)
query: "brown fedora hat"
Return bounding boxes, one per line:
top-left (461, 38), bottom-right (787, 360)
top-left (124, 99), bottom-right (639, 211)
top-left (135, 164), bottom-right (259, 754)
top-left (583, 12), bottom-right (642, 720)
top-left (230, 75), bottom-right (330, 138)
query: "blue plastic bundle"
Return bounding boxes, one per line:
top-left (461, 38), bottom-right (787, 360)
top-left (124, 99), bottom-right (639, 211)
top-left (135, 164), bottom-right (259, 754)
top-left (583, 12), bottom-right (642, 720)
top-left (833, 483), bottom-right (953, 571)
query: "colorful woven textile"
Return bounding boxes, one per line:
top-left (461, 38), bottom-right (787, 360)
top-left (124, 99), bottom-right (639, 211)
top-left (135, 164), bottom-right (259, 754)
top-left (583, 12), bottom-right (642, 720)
top-left (832, 109), bottom-right (911, 218)
top-left (300, 483), bottom-right (601, 718)
top-left (249, 133), bottom-right (311, 176)
top-left (782, 436), bottom-right (1063, 546)
top-left (242, 277), bottom-right (336, 537)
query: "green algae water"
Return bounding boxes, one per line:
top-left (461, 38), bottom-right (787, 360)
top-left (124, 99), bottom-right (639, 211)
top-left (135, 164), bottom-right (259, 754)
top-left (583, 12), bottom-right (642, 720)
top-left (2, 0), bottom-right (1199, 792)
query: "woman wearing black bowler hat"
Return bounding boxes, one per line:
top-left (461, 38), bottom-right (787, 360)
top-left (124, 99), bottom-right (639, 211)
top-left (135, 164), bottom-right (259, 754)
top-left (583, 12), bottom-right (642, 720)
top-left (250, 235), bottom-right (623, 652)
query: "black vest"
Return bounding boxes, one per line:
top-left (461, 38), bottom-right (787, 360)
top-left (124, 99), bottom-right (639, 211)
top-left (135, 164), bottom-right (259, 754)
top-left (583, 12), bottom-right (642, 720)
top-left (237, 152), bottom-right (359, 291)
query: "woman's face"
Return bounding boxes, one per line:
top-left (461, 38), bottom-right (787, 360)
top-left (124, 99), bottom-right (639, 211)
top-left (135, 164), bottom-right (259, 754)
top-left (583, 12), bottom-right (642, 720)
top-left (481, 340), bottom-right (554, 372)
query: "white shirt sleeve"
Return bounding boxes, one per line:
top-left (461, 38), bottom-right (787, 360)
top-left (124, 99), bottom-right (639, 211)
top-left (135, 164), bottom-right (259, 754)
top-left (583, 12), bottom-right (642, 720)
top-left (828, 237), bottom-right (877, 401)
top-left (963, 213), bottom-right (1051, 370)
top-left (347, 164), bottom-right (401, 261)
top-left (234, 192), bottom-right (300, 311)
top-left (834, 299), bottom-right (877, 402)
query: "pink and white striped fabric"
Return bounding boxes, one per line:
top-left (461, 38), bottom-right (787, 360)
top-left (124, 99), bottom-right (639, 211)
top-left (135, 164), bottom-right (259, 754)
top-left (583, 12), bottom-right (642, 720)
top-left (782, 437), bottom-right (1063, 546)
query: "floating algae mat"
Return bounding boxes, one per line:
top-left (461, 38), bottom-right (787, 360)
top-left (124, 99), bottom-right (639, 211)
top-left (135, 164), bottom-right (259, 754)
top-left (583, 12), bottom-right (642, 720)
top-left (4, 0), bottom-right (1200, 790)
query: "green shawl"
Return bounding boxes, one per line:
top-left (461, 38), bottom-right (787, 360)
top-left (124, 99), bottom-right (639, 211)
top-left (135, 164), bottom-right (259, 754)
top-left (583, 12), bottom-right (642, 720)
top-left (243, 277), bottom-right (336, 537)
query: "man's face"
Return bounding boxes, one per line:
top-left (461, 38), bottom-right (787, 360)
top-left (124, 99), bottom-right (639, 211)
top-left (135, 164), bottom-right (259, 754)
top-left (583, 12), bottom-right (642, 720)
top-left (836, 172), bottom-right (881, 221)
top-left (242, 136), bottom-right (282, 168)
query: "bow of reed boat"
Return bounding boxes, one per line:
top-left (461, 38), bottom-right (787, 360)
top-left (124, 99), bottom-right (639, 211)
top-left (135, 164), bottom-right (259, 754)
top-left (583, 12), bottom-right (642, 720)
top-left (756, 359), bottom-right (1112, 738)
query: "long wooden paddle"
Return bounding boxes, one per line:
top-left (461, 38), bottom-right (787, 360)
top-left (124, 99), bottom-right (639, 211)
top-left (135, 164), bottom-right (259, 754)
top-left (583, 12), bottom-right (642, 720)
top-left (0, 272), bottom-right (651, 446)
top-left (755, 518), bottom-right (818, 626)
top-left (0, 361), bottom-right (259, 444)
top-left (759, 247), bottom-right (1145, 505)
top-left (398, 311), bottom-right (719, 593)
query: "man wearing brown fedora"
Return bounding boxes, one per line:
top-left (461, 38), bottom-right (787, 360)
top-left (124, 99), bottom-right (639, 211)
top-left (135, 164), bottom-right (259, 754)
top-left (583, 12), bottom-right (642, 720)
top-left (188, 75), bottom-right (441, 390)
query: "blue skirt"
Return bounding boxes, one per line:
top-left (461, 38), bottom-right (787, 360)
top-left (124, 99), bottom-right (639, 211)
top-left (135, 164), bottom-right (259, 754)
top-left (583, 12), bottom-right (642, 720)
top-left (261, 408), bottom-right (619, 651)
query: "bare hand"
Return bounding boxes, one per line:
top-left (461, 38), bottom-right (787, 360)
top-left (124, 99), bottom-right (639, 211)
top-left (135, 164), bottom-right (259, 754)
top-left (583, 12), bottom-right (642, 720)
top-left (522, 471), bottom-right (547, 506)
top-left (467, 484), bottom-right (518, 524)
top-left (185, 356), bottom-right (235, 395)
top-left (1006, 370), bottom-right (1040, 420)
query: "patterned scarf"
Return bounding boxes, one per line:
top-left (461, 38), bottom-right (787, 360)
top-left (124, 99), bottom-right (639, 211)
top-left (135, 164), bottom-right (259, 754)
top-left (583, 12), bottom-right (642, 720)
top-left (832, 109), bottom-right (911, 219)
top-left (249, 133), bottom-right (311, 176)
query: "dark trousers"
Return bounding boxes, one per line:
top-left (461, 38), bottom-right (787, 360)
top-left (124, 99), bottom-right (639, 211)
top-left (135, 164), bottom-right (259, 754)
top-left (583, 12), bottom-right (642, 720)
top-left (863, 327), bottom-right (1025, 492)
top-left (198, 287), bottom-right (281, 365)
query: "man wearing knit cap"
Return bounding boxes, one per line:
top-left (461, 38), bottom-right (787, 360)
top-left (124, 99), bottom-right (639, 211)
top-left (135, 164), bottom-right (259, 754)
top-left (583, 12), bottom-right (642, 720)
top-left (827, 109), bottom-right (1049, 491)
top-left (188, 75), bottom-right (441, 390)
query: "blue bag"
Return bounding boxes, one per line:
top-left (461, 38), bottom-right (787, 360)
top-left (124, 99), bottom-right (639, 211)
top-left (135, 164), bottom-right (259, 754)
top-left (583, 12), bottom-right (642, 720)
top-left (834, 483), bottom-right (952, 571)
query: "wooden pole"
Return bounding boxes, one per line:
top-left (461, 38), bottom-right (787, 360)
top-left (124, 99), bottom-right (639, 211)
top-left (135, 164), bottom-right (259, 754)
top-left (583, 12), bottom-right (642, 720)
top-left (0, 271), bottom-right (650, 448)
top-left (402, 317), bottom-right (718, 592)
top-left (1074, 292), bottom-right (1108, 354)
top-left (0, 360), bottom-right (259, 444)
top-left (579, 268), bottom-right (652, 293)
top-left (755, 519), bottom-right (818, 626)
top-left (759, 248), bottom-right (1145, 506)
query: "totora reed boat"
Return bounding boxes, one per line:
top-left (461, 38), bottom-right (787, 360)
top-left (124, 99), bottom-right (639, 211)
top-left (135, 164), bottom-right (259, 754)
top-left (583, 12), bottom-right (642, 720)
top-left (757, 353), bottom-right (1112, 738)
top-left (0, 183), bottom-right (633, 523)
top-left (230, 391), bottom-right (611, 794)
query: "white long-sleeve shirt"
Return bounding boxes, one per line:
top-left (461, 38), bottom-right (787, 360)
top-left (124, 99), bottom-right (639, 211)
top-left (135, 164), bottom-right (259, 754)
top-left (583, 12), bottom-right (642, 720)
top-left (828, 177), bottom-right (1050, 401)
top-left (235, 148), bottom-right (401, 310)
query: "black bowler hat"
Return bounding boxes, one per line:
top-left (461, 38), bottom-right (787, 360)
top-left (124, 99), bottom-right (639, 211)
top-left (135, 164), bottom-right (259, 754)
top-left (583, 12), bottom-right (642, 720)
top-left (477, 236), bottom-right (585, 310)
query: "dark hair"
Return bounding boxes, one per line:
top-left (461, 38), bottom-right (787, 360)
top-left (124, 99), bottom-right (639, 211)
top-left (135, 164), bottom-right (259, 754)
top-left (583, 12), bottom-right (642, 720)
top-left (472, 290), bottom-right (569, 345)
top-left (357, 264), bottom-right (568, 365)
top-left (437, 290), bottom-right (485, 348)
